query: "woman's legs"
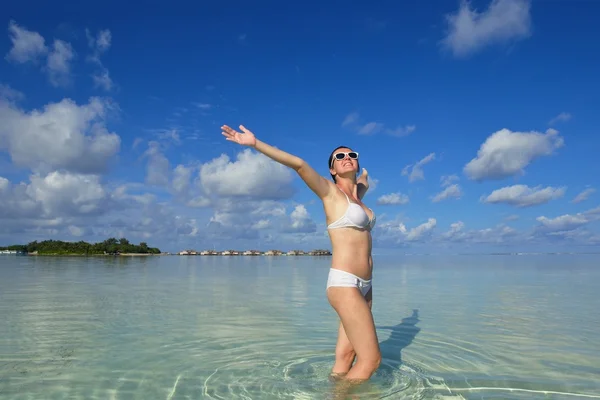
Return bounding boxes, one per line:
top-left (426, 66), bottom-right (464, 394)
top-left (330, 289), bottom-right (373, 377)
top-left (327, 286), bottom-right (381, 382)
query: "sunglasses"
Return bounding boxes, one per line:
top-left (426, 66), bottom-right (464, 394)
top-left (331, 151), bottom-right (359, 168)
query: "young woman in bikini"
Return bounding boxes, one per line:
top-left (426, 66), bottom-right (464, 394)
top-left (221, 124), bottom-right (381, 382)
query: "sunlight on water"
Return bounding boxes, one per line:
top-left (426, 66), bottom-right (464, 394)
top-left (0, 254), bottom-right (599, 399)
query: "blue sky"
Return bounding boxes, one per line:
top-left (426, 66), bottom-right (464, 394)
top-left (0, 0), bottom-right (599, 254)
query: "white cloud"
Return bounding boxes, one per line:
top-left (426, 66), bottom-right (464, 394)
top-left (86, 28), bottom-right (114, 91)
top-left (172, 164), bottom-right (193, 195)
top-left (5, 20), bottom-right (47, 64)
top-left (0, 177), bottom-right (8, 192)
top-left (386, 125), bottom-right (416, 137)
top-left (26, 172), bottom-right (109, 217)
top-left (46, 39), bottom-right (75, 87)
top-left (186, 196), bottom-right (211, 208)
top-left (157, 129), bottom-right (181, 144)
top-left (440, 174), bottom-right (459, 187)
top-left (377, 192), bottom-right (409, 205)
top-left (0, 172), bottom-right (111, 221)
top-left (432, 184), bottom-right (462, 203)
top-left (441, 0), bottom-right (532, 57)
top-left (199, 149), bottom-right (295, 200)
top-left (376, 217), bottom-right (437, 243)
top-left (5, 21), bottom-right (75, 87)
top-left (481, 184), bottom-right (565, 207)
top-left (68, 225), bottom-right (86, 237)
top-left (464, 128), bottom-right (564, 181)
top-left (572, 188), bottom-right (595, 204)
top-left (342, 112), bottom-right (359, 127)
top-left (440, 221), bottom-right (517, 244)
top-left (536, 213), bottom-right (589, 232)
top-left (549, 112), bottom-right (571, 125)
top-left (402, 153), bottom-right (435, 182)
top-left (0, 84), bottom-right (24, 102)
top-left (0, 96), bottom-right (121, 174)
top-left (86, 29), bottom-right (111, 54)
top-left (92, 70), bottom-right (113, 92)
top-left (144, 141), bottom-right (171, 186)
top-left (112, 184), bottom-right (156, 206)
top-left (406, 218), bottom-right (437, 241)
top-left (367, 177), bottom-right (379, 192)
top-left (341, 112), bottom-right (415, 138)
top-left (205, 200), bottom-right (317, 241)
top-left (285, 205), bottom-right (317, 233)
top-left (358, 122), bottom-right (384, 135)
top-left (530, 206), bottom-right (600, 246)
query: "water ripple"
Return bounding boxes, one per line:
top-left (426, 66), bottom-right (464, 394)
top-left (1, 255), bottom-right (599, 399)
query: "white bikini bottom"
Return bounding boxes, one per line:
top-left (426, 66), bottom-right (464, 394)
top-left (326, 268), bottom-right (372, 297)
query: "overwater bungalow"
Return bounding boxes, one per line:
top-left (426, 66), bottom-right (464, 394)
top-left (263, 250), bottom-right (284, 256)
top-left (286, 250), bottom-right (306, 256)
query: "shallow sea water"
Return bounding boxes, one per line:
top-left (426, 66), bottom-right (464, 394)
top-left (0, 254), bottom-right (599, 399)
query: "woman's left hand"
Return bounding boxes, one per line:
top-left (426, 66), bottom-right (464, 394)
top-left (357, 168), bottom-right (369, 184)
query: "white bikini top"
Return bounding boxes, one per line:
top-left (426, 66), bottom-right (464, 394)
top-left (327, 189), bottom-right (376, 231)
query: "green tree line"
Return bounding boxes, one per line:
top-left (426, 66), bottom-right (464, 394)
top-left (0, 238), bottom-right (161, 255)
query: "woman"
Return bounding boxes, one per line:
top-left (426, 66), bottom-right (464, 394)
top-left (221, 124), bottom-right (381, 382)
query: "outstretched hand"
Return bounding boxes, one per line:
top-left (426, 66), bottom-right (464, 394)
top-left (357, 168), bottom-right (369, 199)
top-left (357, 168), bottom-right (369, 183)
top-left (221, 125), bottom-right (257, 147)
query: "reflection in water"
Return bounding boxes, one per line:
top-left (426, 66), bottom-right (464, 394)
top-left (0, 255), bottom-right (599, 399)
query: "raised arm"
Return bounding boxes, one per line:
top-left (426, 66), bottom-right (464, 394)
top-left (356, 168), bottom-right (370, 200)
top-left (221, 125), bottom-right (333, 199)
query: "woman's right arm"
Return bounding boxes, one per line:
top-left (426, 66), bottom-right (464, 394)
top-left (222, 125), bottom-right (334, 200)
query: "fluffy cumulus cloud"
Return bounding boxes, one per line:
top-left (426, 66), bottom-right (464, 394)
top-left (0, 172), bottom-right (109, 219)
top-left (377, 192), bottom-right (409, 205)
top-left (375, 217), bottom-right (437, 245)
top-left (195, 150), bottom-right (319, 244)
top-left (441, 0), bottom-right (532, 57)
top-left (204, 200), bottom-right (318, 244)
top-left (464, 128), bottom-right (564, 181)
top-left (198, 149), bottom-right (295, 200)
top-left (132, 145), bottom-right (321, 249)
top-left (0, 168), bottom-right (210, 248)
top-left (5, 20), bottom-right (76, 87)
top-left (0, 95), bottom-right (120, 174)
top-left (481, 184), bottom-right (565, 207)
top-left (531, 206), bottom-right (600, 246)
top-left (5, 20), bottom-right (47, 64)
top-left (285, 205), bottom-right (317, 233)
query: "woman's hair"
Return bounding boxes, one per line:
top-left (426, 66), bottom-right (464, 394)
top-left (328, 145), bottom-right (359, 182)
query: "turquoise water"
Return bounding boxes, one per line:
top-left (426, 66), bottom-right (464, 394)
top-left (0, 254), bottom-right (599, 399)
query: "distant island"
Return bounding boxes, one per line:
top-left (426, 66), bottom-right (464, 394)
top-left (177, 249), bottom-right (331, 256)
top-left (0, 238), bottom-right (161, 256)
